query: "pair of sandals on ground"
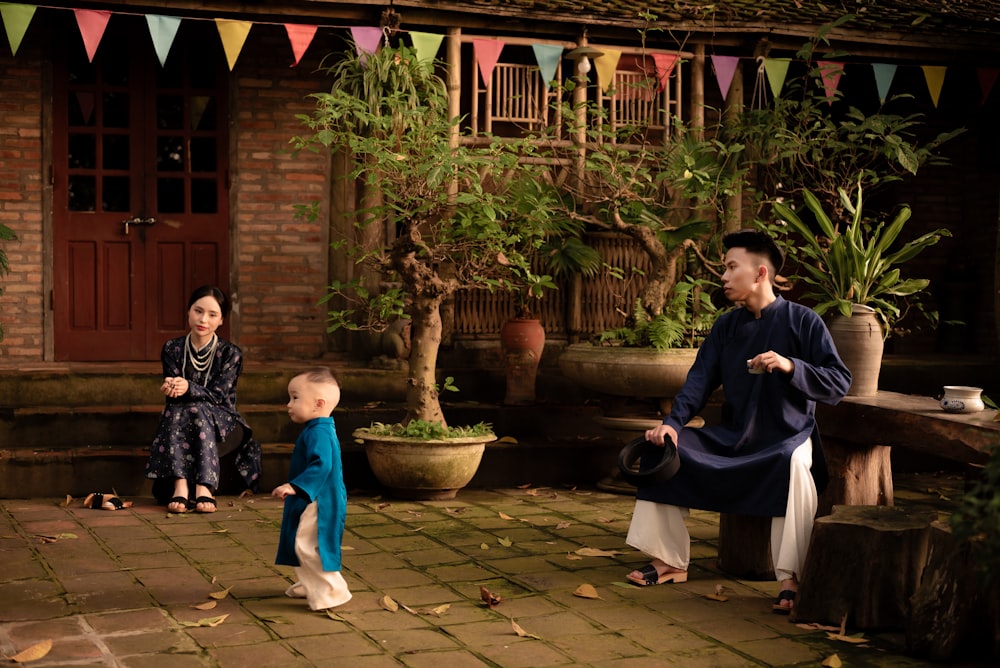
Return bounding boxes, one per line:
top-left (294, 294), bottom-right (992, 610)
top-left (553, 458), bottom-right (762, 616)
top-left (167, 481), bottom-right (217, 514)
top-left (626, 558), bottom-right (797, 614)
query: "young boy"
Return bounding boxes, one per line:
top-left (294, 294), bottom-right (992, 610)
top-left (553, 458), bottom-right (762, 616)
top-left (272, 367), bottom-right (351, 610)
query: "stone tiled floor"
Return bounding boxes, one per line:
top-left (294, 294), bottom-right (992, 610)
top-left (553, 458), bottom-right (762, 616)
top-left (0, 472), bottom-right (977, 667)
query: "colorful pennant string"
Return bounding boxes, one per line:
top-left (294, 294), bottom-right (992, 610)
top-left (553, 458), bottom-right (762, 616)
top-left (0, 2), bottom-right (35, 56)
top-left (145, 14), bottom-right (181, 67)
top-left (473, 38), bottom-right (504, 86)
top-left (285, 23), bottom-right (317, 67)
top-left (73, 8), bottom-right (110, 62)
top-left (711, 55), bottom-right (739, 101)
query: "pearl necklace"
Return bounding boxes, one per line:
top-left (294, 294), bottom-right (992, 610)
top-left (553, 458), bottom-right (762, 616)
top-left (182, 332), bottom-right (218, 379)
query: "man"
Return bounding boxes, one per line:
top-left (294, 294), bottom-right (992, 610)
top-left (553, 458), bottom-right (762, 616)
top-left (624, 229), bottom-right (851, 613)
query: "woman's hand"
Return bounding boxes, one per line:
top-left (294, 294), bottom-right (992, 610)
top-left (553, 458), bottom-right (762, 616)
top-left (160, 377), bottom-right (189, 398)
top-left (272, 483), bottom-right (296, 500)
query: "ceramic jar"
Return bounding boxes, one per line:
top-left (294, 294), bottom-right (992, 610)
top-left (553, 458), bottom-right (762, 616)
top-left (939, 386), bottom-right (985, 413)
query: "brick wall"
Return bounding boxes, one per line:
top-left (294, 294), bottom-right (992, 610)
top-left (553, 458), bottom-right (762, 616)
top-left (229, 26), bottom-right (344, 361)
top-left (0, 46), bottom-right (44, 360)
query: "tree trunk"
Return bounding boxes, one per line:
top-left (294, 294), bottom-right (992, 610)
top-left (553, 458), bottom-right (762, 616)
top-left (405, 292), bottom-right (446, 426)
top-left (907, 521), bottom-right (1000, 662)
top-left (818, 437), bottom-right (893, 517)
top-left (793, 505), bottom-right (936, 630)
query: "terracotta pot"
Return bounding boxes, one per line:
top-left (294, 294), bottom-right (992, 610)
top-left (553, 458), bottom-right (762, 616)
top-left (355, 429), bottom-right (495, 500)
top-left (828, 304), bottom-right (884, 397)
top-left (500, 318), bottom-right (545, 405)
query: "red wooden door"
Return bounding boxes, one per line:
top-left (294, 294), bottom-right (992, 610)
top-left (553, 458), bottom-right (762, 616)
top-left (53, 15), bottom-right (230, 360)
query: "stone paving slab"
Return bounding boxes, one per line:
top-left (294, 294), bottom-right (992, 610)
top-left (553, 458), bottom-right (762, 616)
top-left (0, 473), bottom-right (981, 667)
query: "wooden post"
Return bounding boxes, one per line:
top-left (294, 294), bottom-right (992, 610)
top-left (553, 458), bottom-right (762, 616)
top-left (818, 437), bottom-right (893, 517)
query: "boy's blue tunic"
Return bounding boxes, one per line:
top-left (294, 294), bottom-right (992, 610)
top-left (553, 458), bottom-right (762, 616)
top-left (275, 417), bottom-right (347, 571)
top-left (636, 296), bottom-right (851, 517)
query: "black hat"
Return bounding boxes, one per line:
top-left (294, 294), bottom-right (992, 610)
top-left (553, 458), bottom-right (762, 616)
top-left (722, 229), bottom-right (784, 276)
top-left (617, 437), bottom-right (680, 486)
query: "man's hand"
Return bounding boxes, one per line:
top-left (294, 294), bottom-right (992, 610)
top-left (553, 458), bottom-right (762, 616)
top-left (748, 350), bottom-right (794, 375)
top-left (645, 423), bottom-right (678, 447)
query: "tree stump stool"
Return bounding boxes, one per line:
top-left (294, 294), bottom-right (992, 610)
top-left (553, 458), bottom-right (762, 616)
top-left (792, 505), bottom-right (937, 629)
top-left (717, 514), bottom-right (773, 579)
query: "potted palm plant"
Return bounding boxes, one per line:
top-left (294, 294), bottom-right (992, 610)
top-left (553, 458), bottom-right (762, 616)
top-left (293, 42), bottom-right (556, 499)
top-left (772, 179), bottom-right (950, 396)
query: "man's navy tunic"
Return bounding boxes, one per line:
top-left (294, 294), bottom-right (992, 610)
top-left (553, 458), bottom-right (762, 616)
top-left (636, 296), bottom-right (852, 517)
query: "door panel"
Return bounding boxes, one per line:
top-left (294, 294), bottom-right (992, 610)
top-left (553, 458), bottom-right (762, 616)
top-left (53, 15), bottom-right (230, 360)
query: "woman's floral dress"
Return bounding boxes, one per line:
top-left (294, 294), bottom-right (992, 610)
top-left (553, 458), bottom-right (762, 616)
top-left (145, 336), bottom-right (261, 494)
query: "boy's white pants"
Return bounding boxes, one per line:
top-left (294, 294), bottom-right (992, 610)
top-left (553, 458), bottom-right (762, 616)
top-left (284, 501), bottom-right (352, 610)
top-left (626, 439), bottom-right (817, 582)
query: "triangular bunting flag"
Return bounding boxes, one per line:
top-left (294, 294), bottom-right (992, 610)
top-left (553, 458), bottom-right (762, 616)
top-left (817, 61), bottom-right (844, 104)
top-left (531, 43), bottom-right (562, 90)
top-left (921, 65), bottom-right (947, 108)
top-left (594, 48), bottom-right (622, 94)
top-left (145, 15), bottom-right (181, 67)
top-left (215, 19), bottom-right (251, 71)
top-left (711, 55), bottom-right (739, 101)
top-left (284, 23), bottom-right (317, 67)
top-left (351, 26), bottom-right (382, 60)
top-left (410, 31), bottom-right (444, 70)
top-left (473, 38), bottom-right (504, 86)
top-left (871, 63), bottom-right (897, 103)
top-left (191, 96), bottom-right (210, 131)
top-left (0, 3), bottom-right (35, 56)
top-left (978, 67), bottom-right (1000, 105)
top-left (763, 58), bottom-right (790, 99)
top-left (651, 53), bottom-right (678, 92)
top-left (73, 8), bottom-right (111, 63)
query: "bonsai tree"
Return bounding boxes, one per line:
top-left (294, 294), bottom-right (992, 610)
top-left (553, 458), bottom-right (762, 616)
top-left (292, 43), bottom-right (556, 428)
top-left (772, 179), bottom-right (950, 336)
top-left (534, 96), bottom-right (747, 349)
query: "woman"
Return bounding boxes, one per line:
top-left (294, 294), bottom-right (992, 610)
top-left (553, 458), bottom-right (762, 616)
top-left (145, 286), bottom-right (262, 513)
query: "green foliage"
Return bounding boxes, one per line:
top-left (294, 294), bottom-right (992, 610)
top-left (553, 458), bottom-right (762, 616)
top-left (599, 276), bottom-right (722, 350)
top-left (950, 443), bottom-right (1000, 580)
top-left (737, 29), bottom-right (964, 217)
top-left (772, 178), bottom-right (949, 336)
top-left (362, 420), bottom-right (495, 440)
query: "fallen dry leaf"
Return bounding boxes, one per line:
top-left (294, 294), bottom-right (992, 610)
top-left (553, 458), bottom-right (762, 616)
top-left (572, 584), bottom-right (602, 600)
top-left (325, 610), bottom-right (347, 621)
top-left (238, 489), bottom-right (254, 498)
top-left (60, 495), bottom-right (73, 507)
top-left (498, 511), bottom-right (516, 521)
top-left (796, 622), bottom-right (841, 632)
top-left (180, 613), bottom-right (230, 628)
top-left (400, 602), bottom-right (418, 614)
top-left (420, 604), bottom-right (451, 616)
top-left (406, 510), bottom-right (423, 517)
top-left (826, 632), bottom-right (868, 645)
top-left (596, 517), bottom-right (613, 523)
top-left (821, 654), bottom-right (843, 667)
top-left (511, 618), bottom-right (541, 639)
top-left (374, 503), bottom-right (390, 512)
top-left (342, 545), bottom-right (355, 551)
top-left (497, 435), bottom-right (518, 444)
top-left (565, 553), bottom-right (583, 561)
top-left (705, 584), bottom-right (729, 602)
top-left (574, 547), bottom-right (624, 558)
top-left (555, 521), bottom-right (572, 530)
top-left (192, 601), bottom-right (218, 611)
top-left (208, 586), bottom-right (232, 600)
top-left (379, 594), bottom-right (399, 612)
top-left (497, 536), bottom-right (513, 547)
top-left (480, 586), bottom-right (502, 608)
top-left (444, 507), bottom-right (468, 515)
top-left (210, 529), bottom-right (229, 534)
top-left (480, 543), bottom-right (490, 550)
top-left (517, 483), bottom-right (532, 489)
top-left (8, 639), bottom-right (52, 663)
top-left (408, 526), bottom-right (425, 532)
